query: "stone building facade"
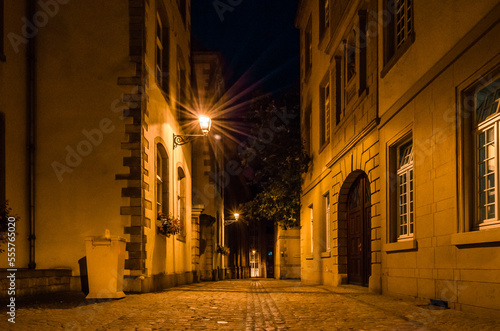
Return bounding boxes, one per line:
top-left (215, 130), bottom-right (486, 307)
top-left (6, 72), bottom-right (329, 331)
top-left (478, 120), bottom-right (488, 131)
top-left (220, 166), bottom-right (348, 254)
top-left (297, 0), bottom-right (500, 315)
top-left (0, 0), bottom-right (212, 294)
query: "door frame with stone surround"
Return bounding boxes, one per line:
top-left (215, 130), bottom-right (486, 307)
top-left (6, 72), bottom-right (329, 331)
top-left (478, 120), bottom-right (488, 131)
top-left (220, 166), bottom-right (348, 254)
top-left (338, 171), bottom-right (371, 286)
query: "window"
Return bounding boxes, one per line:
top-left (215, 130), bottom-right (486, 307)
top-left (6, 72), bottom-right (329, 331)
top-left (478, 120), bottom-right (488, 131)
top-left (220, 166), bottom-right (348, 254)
top-left (309, 205), bottom-right (314, 254)
top-left (322, 193), bottom-right (330, 251)
top-left (0, 0), bottom-right (5, 61)
top-left (384, 0), bottom-right (414, 65)
top-left (319, 79), bottom-right (331, 149)
top-left (156, 10), bottom-right (169, 92)
top-left (474, 78), bottom-right (500, 229)
top-left (335, 56), bottom-right (342, 124)
top-left (346, 32), bottom-right (356, 83)
top-left (389, 135), bottom-right (414, 242)
top-left (319, 0), bottom-right (330, 38)
top-left (358, 10), bottom-right (368, 94)
top-left (396, 140), bottom-right (414, 239)
top-left (394, 0), bottom-right (413, 49)
top-left (303, 103), bottom-right (312, 155)
top-left (324, 0), bottom-right (330, 29)
top-left (156, 144), bottom-right (169, 214)
top-left (177, 167), bottom-right (186, 238)
top-left (304, 18), bottom-right (312, 77)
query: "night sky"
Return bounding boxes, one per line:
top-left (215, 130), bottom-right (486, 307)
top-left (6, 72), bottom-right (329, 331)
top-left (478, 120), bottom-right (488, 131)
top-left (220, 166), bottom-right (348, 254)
top-left (191, 0), bottom-right (300, 93)
top-left (191, 0), bottom-right (300, 208)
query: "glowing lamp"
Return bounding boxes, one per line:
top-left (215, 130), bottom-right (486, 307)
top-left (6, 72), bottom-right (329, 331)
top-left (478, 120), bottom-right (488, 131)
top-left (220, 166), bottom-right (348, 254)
top-left (199, 116), bottom-right (212, 135)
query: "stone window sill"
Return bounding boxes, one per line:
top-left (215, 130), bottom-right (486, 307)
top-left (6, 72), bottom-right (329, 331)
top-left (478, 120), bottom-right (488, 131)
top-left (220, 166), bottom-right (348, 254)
top-left (384, 238), bottom-right (417, 253)
top-left (320, 251), bottom-right (331, 258)
top-left (451, 227), bottom-right (500, 246)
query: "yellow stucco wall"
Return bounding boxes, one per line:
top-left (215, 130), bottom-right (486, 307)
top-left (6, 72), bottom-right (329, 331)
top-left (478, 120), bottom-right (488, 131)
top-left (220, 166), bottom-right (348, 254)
top-left (1, 0), bottom-right (197, 292)
top-left (0, 0), bottom-right (30, 268)
top-left (34, 0), bottom-right (132, 273)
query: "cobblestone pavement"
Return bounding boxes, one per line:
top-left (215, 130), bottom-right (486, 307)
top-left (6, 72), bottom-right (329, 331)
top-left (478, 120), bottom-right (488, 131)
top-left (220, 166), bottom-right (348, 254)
top-left (2, 279), bottom-right (500, 330)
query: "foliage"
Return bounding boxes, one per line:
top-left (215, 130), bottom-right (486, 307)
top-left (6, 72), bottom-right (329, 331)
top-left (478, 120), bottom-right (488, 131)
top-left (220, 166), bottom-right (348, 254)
top-left (239, 92), bottom-right (310, 229)
top-left (0, 201), bottom-right (19, 253)
top-left (156, 212), bottom-right (183, 237)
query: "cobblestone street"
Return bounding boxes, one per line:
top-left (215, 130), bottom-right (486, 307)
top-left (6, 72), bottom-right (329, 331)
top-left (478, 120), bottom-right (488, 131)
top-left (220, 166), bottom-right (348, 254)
top-left (2, 279), bottom-right (499, 330)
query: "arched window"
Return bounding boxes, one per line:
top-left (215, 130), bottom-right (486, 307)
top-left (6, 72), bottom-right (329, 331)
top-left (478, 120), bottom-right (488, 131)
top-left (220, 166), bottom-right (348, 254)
top-left (156, 144), bottom-right (169, 214)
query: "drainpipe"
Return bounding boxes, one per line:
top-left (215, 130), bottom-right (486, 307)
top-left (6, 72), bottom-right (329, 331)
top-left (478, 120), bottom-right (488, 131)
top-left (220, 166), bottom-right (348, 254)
top-left (27, 0), bottom-right (36, 269)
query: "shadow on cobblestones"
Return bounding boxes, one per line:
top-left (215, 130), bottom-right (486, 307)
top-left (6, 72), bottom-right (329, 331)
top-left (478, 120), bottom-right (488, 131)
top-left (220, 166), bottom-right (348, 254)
top-left (16, 292), bottom-right (127, 310)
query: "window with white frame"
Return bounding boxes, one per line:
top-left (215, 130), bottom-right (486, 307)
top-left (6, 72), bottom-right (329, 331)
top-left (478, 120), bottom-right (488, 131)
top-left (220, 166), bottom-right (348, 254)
top-left (395, 0), bottom-right (413, 50)
top-left (397, 139), bottom-right (414, 239)
top-left (323, 193), bottom-right (330, 251)
top-left (384, 0), bottom-right (414, 65)
top-left (475, 78), bottom-right (500, 229)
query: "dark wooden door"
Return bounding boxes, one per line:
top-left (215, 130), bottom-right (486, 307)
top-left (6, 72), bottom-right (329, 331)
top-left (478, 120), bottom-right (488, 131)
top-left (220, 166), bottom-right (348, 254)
top-left (347, 175), bottom-right (371, 286)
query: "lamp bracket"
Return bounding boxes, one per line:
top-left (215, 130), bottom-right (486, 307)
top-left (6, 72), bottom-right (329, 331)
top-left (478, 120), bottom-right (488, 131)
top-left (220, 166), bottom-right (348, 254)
top-left (173, 133), bottom-right (207, 149)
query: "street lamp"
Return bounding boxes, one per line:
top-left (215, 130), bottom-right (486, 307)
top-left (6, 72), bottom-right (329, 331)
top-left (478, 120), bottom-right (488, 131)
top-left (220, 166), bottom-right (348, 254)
top-left (224, 212), bottom-right (248, 226)
top-left (173, 115), bottom-right (212, 149)
top-left (225, 213), bottom-right (241, 226)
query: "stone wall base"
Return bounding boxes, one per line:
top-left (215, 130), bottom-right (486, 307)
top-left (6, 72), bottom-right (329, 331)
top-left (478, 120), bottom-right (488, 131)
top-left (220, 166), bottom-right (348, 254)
top-left (0, 269), bottom-right (72, 298)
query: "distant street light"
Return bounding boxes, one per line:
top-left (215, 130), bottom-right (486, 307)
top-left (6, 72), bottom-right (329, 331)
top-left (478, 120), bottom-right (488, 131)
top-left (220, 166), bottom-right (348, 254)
top-left (173, 115), bottom-right (212, 149)
top-left (225, 212), bottom-right (247, 226)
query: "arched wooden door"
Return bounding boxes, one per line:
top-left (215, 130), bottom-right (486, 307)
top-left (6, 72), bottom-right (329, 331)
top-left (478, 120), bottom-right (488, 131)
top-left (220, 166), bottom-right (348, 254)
top-left (347, 174), bottom-right (371, 286)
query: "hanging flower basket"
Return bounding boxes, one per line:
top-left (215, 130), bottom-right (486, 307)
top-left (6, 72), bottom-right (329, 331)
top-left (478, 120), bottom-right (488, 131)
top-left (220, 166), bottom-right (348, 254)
top-left (217, 244), bottom-right (230, 255)
top-left (156, 212), bottom-right (183, 237)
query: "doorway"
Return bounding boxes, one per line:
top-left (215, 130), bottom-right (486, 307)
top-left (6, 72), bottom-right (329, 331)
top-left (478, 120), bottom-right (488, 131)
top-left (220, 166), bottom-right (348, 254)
top-left (346, 174), bottom-right (371, 286)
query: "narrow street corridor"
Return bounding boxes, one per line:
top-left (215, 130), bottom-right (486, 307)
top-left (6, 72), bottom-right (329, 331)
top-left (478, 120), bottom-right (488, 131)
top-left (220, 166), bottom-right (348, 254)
top-left (2, 279), bottom-right (499, 330)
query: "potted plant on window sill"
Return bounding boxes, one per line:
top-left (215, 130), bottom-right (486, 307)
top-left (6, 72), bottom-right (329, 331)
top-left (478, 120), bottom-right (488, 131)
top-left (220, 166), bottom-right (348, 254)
top-left (156, 212), bottom-right (182, 237)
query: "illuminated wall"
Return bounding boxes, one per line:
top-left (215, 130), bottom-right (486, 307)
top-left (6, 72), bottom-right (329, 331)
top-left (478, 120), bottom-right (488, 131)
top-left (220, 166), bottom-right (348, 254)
top-left (296, 0), bottom-right (500, 315)
top-left (0, 0), bottom-right (196, 294)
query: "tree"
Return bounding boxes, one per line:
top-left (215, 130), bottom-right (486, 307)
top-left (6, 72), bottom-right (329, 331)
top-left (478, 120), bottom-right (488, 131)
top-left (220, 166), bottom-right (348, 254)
top-left (239, 92), bottom-right (309, 229)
